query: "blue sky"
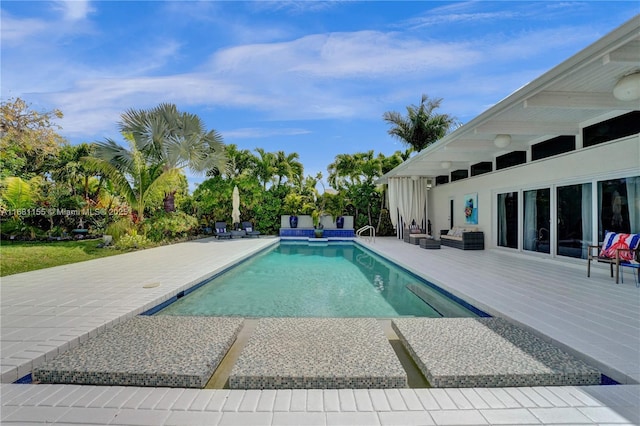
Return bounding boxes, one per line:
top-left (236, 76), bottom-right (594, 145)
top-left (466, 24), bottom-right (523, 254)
top-left (2, 1), bottom-right (637, 189)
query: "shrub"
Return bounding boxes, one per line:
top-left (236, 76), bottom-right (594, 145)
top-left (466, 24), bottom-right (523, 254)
top-left (114, 232), bottom-right (150, 250)
top-left (143, 211), bottom-right (199, 242)
top-left (105, 218), bottom-right (135, 241)
top-left (0, 218), bottom-right (44, 240)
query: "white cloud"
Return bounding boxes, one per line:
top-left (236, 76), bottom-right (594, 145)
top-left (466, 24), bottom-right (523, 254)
top-left (0, 14), bottom-right (48, 45)
top-left (222, 127), bottom-right (312, 139)
top-left (52, 0), bottom-right (95, 21)
top-left (210, 31), bottom-right (480, 79)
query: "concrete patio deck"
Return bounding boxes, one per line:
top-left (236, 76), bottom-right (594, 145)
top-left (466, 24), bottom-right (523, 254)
top-left (1, 236), bottom-right (639, 425)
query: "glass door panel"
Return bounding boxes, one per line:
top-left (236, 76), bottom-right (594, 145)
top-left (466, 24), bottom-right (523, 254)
top-left (557, 183), bottom-right (592, 259)
top-left (497, 192), bottom-right (518, 249)
top-left (523, 188), bottom-right (550, 254)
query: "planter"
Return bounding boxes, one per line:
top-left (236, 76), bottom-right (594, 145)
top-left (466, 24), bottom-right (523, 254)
top-left (314, 228), bottom-right (324, 238)
top-left (289, 215), bottom-right (298, 228)
top-left (335, 216), bottom-right (345, 229)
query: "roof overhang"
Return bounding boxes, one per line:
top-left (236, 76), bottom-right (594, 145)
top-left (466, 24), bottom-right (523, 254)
top-left (378, 15), bottom-right (640, 184)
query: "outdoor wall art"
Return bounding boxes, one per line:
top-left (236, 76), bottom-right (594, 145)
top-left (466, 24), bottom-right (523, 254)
top-left (464, 193), bottom-right (478, 225)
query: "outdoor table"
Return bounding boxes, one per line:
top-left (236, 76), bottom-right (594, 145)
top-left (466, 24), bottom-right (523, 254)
top-left (408, 234), bottom-right (429, 245)
top-left (420, 239), bottom-right (441, 249)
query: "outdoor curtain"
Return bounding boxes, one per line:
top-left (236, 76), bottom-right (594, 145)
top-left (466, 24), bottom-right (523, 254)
top-left (387, 177), bottom-right (428, 233)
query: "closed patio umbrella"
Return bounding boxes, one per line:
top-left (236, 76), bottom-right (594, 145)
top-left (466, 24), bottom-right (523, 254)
top-left (232, 185), bottom-right (241, 229)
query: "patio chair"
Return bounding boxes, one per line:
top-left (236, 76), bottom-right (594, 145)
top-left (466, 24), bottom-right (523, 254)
top-left (587, 232), bottom-right (640, 284)
top-left (242, 221), bottom-right (261, 238)
top-left (214, 222), bottom-right (232, 239)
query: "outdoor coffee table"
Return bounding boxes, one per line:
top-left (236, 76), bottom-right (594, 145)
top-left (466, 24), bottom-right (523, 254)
top-left (420, 239), bottom-right (441, 249)
top-left (408, 234), bottom-right (429, 245)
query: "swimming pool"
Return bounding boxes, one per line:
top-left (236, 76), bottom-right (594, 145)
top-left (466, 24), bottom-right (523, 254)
top-left (156, 242), bottom-right (484, 318)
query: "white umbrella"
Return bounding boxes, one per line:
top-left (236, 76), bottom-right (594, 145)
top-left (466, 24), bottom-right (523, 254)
top-left (232, 185), bottom-right (241, 228)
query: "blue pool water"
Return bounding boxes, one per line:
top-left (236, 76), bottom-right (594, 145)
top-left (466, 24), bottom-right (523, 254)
top-left (157, 242), bottom-right (481, 318)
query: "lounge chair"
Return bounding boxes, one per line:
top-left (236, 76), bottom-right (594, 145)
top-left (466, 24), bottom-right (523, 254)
top-left (214, 222), bottom-right (232, 239)
top-left (242, 221), bottom-right (261, 238)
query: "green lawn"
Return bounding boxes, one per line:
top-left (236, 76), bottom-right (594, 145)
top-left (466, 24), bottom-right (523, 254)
top-left (0, 239), bottom-right (126, 277)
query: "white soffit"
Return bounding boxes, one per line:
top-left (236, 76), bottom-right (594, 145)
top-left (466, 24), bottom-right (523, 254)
top-left (379, 15), bottom-right (640, 183)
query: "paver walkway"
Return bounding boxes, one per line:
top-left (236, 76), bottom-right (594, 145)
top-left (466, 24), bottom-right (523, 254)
top-left (1, 236), bottom-right (639, 425)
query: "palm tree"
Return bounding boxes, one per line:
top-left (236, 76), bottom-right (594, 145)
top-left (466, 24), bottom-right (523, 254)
top-left (274, 151), bottom-right (303, 187)
top-left (383, 94), bottom-right (458, 152)
top-left (222, 144), bottom-right (255, 180)
top-left (119, 103), bottom-right (227, 212)
top-left (328, 153), bottom-right (359, 191)
top-left (253, 148), bottom-right (276, 190)
top-left (81, 137), bottom-right (180, 222)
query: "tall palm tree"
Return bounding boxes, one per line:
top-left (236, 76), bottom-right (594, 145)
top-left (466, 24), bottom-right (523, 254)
top-left (223, 144), bottom-right (254, 180)
top-left (81, 137), bottom-right (180, 222)
top-left (274, 151), bottom-right (303, 187)
top-left (119, 103), bottom-right (227, 212)
top-left (383, 94), bottom-right (458, 152)
top-left (328, 153), bottom-right (359, 191)
top-left (253, 148), bottom-right (276, 190)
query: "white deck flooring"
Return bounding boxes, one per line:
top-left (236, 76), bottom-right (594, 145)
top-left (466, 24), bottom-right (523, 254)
top-left (1, 236), bottom-right (639, 425)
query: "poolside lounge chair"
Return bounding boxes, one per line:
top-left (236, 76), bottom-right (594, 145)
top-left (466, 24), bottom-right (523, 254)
top-left (214, 222), bottom-right (232, 239)
top-left (242, 221), bottom-right (261, 238)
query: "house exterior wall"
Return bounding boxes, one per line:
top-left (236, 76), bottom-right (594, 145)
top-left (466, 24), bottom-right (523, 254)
top-left (428, 134), bottom-right (639, 250)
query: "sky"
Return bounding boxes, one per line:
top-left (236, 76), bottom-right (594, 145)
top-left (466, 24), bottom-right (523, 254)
top-left (2, 1), bottom-right (638, 190)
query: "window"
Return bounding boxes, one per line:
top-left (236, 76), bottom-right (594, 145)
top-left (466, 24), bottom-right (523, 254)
top-left (557, 183), bottom-right (592, 259)
top-left (523, 188), bottom-right (550, 254)
top-left (497, 192), bottom-right (518, 249)
top-left (597, 176), bottom-right (640, 241)
top-left (471, 162), bottom-right (492, 176)
top-left (435, 175), bottom-right (449, 185)
top-left (496, 151), bottom-right (526, 170)
top-left (531, 136), bottom-right (575, 161)
top-left (451, 169), bottom-right (468, 181)
top-left (583, 111), bottom-right (640, 148)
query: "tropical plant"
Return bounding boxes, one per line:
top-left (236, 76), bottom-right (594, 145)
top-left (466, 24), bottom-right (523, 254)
top-left (383, 94), bottom-right (458, 152)
top-left (50, 143), bottom-right (94, 200)
top-left (283, 193), bottom-right (304, 215)
top-left (1, 176), bottom-right (38, 212)
top-left (114, 230), bottom-right (150, 250)
top-left (81, 136), bottom-right (180, 223)
top-left (143, 211), bottom-right (199, 242)
top-left (104, 217), bottom-right (136, 241)
top-left (220, 144), bottom-right (255, 179)
top-left (118, 103), bottom-right (228, 212)
top-left (274, 150), bottom-right (303, 187)
top-left (253, 148), bottom-right (276, 190)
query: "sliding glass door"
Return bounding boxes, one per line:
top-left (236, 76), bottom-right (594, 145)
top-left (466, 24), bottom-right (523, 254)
top-left (598, 176), bottom-right (640, 240)
top-left (523, 188), bottom-right (550, 254)
top-left (495, 175), bottom-right (639, 258)
top-left (497, 192), bottom-right (518, 249)
top-left (557, 183), bottom-right (592, 259)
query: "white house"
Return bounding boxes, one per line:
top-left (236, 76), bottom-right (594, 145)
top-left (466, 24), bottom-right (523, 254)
top-left (380, 15), bottom-right (639, 262)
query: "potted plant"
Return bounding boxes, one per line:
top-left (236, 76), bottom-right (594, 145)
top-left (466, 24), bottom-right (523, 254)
top-left (324, 192), bottom-right (346, 229)
top-left (312, 210), bottom-right (324, 238)
top-left (283, 193), bottom-right (303, 228)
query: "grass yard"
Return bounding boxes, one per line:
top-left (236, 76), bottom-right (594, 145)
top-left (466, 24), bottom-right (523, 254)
top-left (1, 239), bottom-right (125, 277)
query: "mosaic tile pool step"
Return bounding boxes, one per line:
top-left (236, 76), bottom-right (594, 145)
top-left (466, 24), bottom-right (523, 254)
top-left (392, 318), bottom-right (602, 388)
top-left (229, 318), bottom-right (407, 389)
top-left (32, 316), bottom-right (243, 388)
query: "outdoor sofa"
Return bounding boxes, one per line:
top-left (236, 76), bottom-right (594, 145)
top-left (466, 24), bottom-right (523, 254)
top-left (440, 227), bottom-right (484, 250)
top-left (403, 223), bottom-right (428, 244)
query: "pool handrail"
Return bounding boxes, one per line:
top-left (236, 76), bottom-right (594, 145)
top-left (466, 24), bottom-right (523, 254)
top-left (356, 225), bottom-right (375, 242)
